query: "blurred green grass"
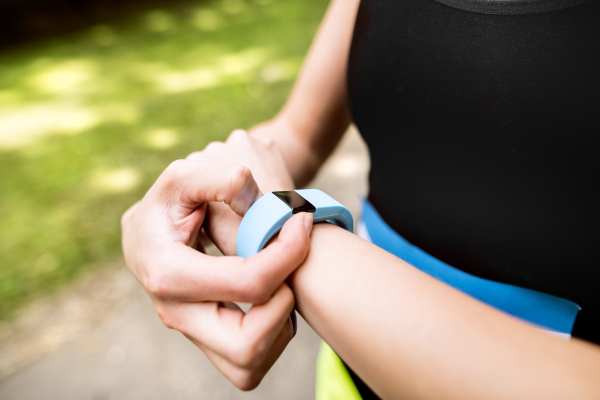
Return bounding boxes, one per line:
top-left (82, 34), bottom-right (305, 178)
top-left (0, 0), bottom-right (327, 321)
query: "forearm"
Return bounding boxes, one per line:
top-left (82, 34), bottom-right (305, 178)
top-left (250, 0), bottom-right (359, 187)
top-left (290, 224), bottom-right (600, 399)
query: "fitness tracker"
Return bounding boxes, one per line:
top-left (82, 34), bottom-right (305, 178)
top-left (236, 189), bottom-right (353, 258)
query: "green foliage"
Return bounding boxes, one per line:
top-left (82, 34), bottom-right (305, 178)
top-left (0, 0), bottom-right (327, 320)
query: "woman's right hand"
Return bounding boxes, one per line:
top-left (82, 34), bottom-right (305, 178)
top-left (121, 159), bottom-right (313, 390)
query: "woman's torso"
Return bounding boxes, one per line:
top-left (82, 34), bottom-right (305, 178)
top-left (345, 0), bottom-right (600, 396)
top-left (348, 0), bottom-right (600, 333)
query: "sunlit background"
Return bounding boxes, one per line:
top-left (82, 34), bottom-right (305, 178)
top-left (0, 0), bottom-right (339, 397)
top-left (0, 0), bottom-right (373, 397)
top-left (0, 0), bottom-right (326, 320)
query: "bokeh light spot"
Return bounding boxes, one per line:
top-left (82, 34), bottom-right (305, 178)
top-left (156, 68), bottom-right (220, 92)
top-left (219, 48), bottom-right (269, 75)
top-left (28, 59), bottom-right (96, 94)
top-left (0, 104), bottom-right (99, 149)
top-left (90, 167), bottom-right (142, 193)
top-left (332, 155), bottom-right (363, 178)
top-left (259, 60), bottom-right (298, 83)
top-left (146, 128), bottom-right (180, 149)
top-left (154, 48), bottom-right (269, 92)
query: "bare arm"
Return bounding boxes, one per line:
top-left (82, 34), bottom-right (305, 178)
top-left (186, 133), bottom-right (600, 398)
top-left (250, 0), bottom-right (360, 187)
top-left (290, 224), bottom-right (600, 400)
top-left (178, 0), bottom-right (600, 395)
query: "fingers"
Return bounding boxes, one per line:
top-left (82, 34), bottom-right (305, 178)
top-left (150, 159), bottom-right (262, 218)
top-left (226, 129), bottom-right (249, 143)
top-left (124, 132), bottom-right (305, 390)
top-left (161, 284), bottom-right (295, 379)
top-left (144, 213), bottom-right (313, 303)
top-left (186, 130), bottom-right (250, 163)
top-left (197, 315), bottom-right (295, 390)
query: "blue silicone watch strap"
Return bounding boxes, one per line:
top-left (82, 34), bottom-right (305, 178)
top-left (295, 189), bottom-right (353, 233)
top-left (236, 192), bottom-right (292, 259)
top-left (236, 189), bottom-right (353, 258)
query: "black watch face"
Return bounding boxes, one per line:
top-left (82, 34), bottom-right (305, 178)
top-left (272, 191), bottom-right (316, 214)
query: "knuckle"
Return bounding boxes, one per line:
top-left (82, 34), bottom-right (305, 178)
top-left (258, 136), bottom-right (275, 148)
top-left (236, 272), bottom-right (271, 304)
top-left (156, 306), bottom-right (177, 330)
top-left (233, 337), bottom-right (263, 369)
top-left (145, 267), bottom-right (170, 299)
top-left (229, 165), bottom-right (253, 196)
top-left (163, 159), bottom-right (187, 180)
top-left (185, 151), bottom-right (202, 160)
top-left (228, 129), bottom-right (248, 142)
top-left (231, 370), bottom-right (263, 391)
top-left (204, 141), bottom-right (223, 152)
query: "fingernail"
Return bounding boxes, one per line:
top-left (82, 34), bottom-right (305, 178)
top-left (303, 212), bottom-right (313, 235)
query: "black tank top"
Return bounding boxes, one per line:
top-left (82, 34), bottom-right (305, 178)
top-left (346, 0), bottom-right (600, 397)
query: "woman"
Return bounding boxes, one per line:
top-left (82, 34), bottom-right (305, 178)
top-left (121, 0), bottom-right (600, 398)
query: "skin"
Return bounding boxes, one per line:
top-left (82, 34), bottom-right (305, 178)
top-left (121, 154), bottom-right (314, 390)
top-left (193, 131), bottom-right (600, 400)
top-left (249, 0), bottom-right (356, 187)
top-left (122, 0), bottom-right (600, 397)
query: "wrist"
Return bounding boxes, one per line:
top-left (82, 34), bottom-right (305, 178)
top-left (236, 189), bottom-right (352, 259)
top-left (249, 116), bottom-right (317, 188)
top-left (287, 222), bottom-right (350, 316)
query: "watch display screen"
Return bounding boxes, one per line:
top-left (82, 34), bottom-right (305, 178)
top-left (272, 191), bottom-right (316, 214)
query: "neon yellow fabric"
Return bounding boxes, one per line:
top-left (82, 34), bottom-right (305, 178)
top-left (315, 341), bottom-right (363, 400)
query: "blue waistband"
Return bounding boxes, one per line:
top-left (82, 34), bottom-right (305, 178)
top-left (361, 199), bottom-right (580, 334)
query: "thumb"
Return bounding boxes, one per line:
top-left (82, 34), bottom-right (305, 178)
top-left (246, 212), bottom-right (314, 287)
top-left (276, 212), bottom-right (314, 244)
